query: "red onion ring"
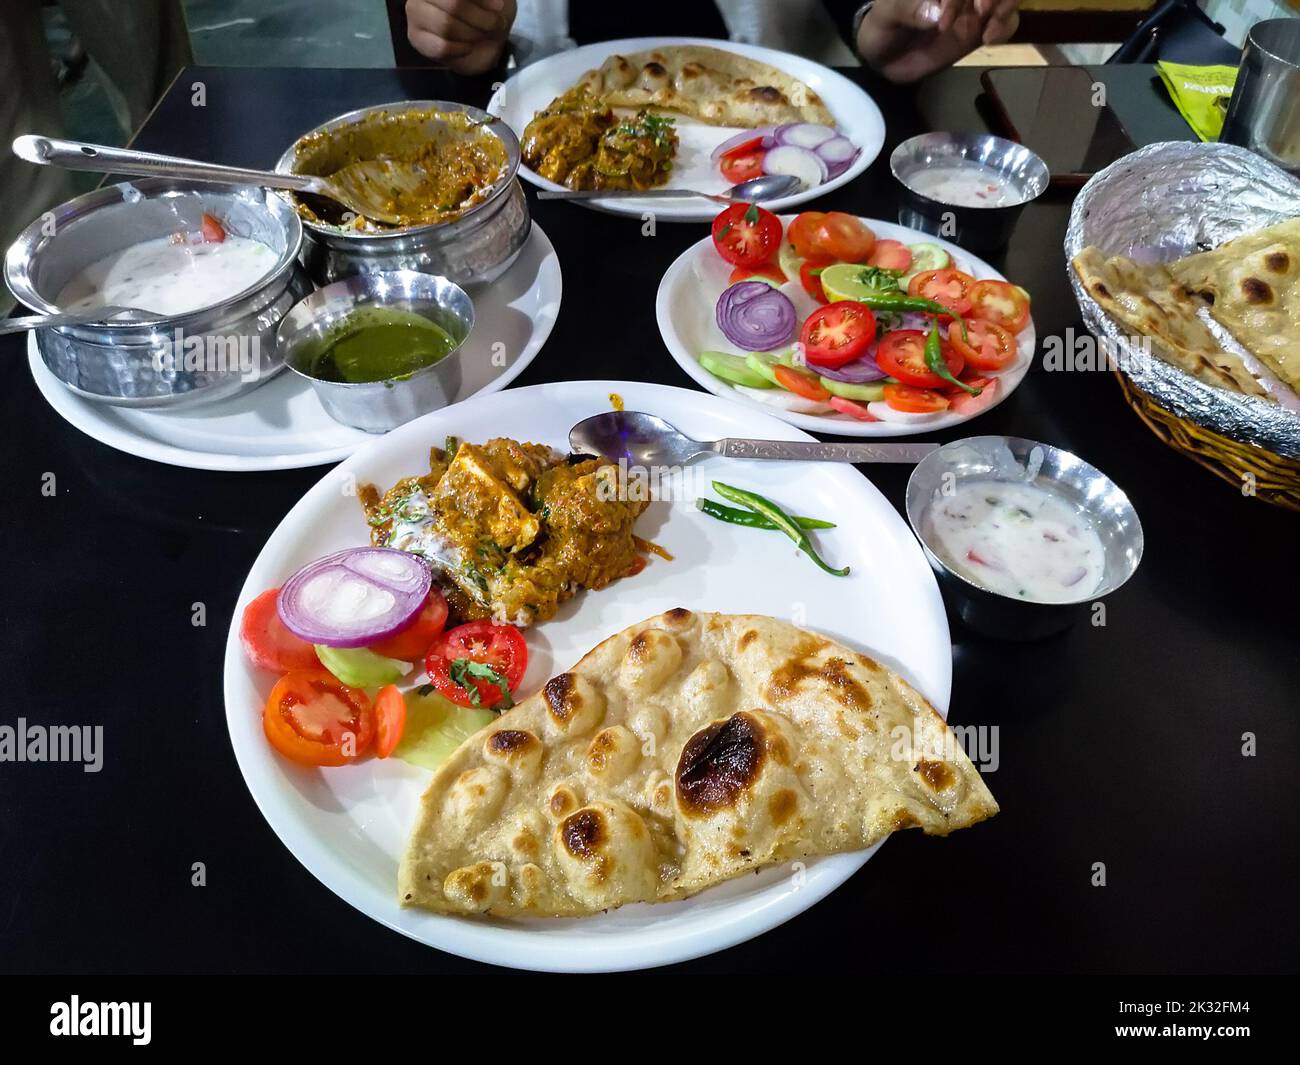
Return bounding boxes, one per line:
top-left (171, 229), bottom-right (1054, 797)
top-left (811, 351), bottom-right (886, 383)
top-left (716, 281), bottom-right (797, 352)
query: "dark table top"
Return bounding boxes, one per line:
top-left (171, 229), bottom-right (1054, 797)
top-left (2, 63), bottom-right (1295, 977)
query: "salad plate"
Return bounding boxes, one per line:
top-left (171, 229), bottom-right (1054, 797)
top-left (487, 37), bottom-right (884, 222)
top-left (223, 380), bottom-right (952, 971)
top-left (27, 224), bottom-right (562, 471)
top-left (657, 211), bottom-right (1036, 436)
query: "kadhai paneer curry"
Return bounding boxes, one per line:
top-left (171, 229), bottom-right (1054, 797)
top-left (359, 438), bottom-right (649, 626)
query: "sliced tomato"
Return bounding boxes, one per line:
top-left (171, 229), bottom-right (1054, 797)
top-left (425, 620), bottom-right (528, 709)
top-left (711, 203), bottom-right (782, 268)
top-left (867, 239), bottom-right (912, 272)
top-left (969, 279), bottom-right (1032, 334)
top-left (883, 383), bottom-right (950, 413)
top-left (940, 371), bottom-right (994, 395)
top-left (773, 364), bottom-right (832, 402)
top-left (949, 377), bottom-right (1001, 416)
top-left (720, 147), bottom-right (765, 185)
top-left (729, 261), bottom-right (786, 286)
top-left (799, 259), bottom-right (831, 304)
top-left (949, 317), bottom-right (1017, 372)
top-left (240, 588), bottom-right (318, 672)
top-left (200, 212), bottom-right (227, 243)
top-left (800, 301), bottom-right (876, 369)
top-left (875, 329), bottom-right (964, 389)
top-left (368, 587), bottom-right (449, 661)
top-left (828, 395), bottom-right (879, 421)
top-left (263, 669), bottom-right (373, 767)
top-left (787, 211), bottom-right (827, 259)
top-left (809, 212), bottom-right (876, 262)
top-left (374, 684), bottom-right (406, 759)
top-left (908, 268), bottom-right (975, 318)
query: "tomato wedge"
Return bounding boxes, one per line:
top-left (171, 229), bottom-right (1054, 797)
top-left (426, 620), bottom-right (528, 709)
top-left (200, 213), bottom-right (226, 243)
top-left (799, 260), bottom-right (830, 304)
top-left (949, 317), bottom-right (1017, 372)
top-left (809, 212), bottom-right (876, 262)
top-left (720, 146), bottom-right (765, 185)
top-left (908, 269), bottom-right (975, 317)
top-left (800, 301), bottom-right (876, 369)
top-left (787, 211), bottom-right (827, 259)
top-left (263, 669), bottom-right (374, 767)
top-left (875, 329), bottom-right (964, 389)
top-left (729, 261), bottom-right (786, 286)
top-left (969, 279), bottom-right (1032, 334)
top-left (883, 383), bottom-right (950, 413)
top-left (828, 395), bottom-right (879, 421)
top-left (773, 364), bottom-right (832, 401)
top-left (867, 239), bottom-right (912, 272)
top-left (240, 588), bottom-right (318, 672)
top-left (374, 684), bottom-right (406, 759)
top-left (711, 203), bottom-right (782, 268)
top-left (368, 588), bottom-right (449, 662)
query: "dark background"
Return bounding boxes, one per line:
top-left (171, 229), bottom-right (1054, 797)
top-left (0, 64), bottom-right (1295, 975)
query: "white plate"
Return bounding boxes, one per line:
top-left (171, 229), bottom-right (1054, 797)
top-left (222, 380), bottom-right (951, 972)
top-left (28, 224), bottom-right (562, 471)
top-left (488, 37), bottom-right (884, 222)
top-left (657, 216), bottom-right (1035, 436)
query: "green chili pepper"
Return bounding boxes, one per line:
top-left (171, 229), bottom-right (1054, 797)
top-left (925, 322), bottom-right (981, 396)
top-left (696, 497), bottom-right (836, 531)
top-left (852, 291), bottom-right (969, 340)
top-left (711, 481), bottom-right (849, 577)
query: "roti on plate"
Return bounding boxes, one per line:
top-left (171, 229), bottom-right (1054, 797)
top-left (572, 45), bottom-right (834, 128)
top-left (399, 608), bottom-right (997, 918)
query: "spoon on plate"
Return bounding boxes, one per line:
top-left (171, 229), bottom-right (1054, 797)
top-left (536, 173), bottom-right (800, 204)
top-left (12, 134), bottom-right (422, 226)
top-left (569, 411), bottom-right (938, 465)
top-left (0, 305), bottom-right (157, 336)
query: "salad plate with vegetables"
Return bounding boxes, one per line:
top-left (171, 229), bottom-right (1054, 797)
top-left (656, 205), bottom-right (1035, 434)
top-left (223, 379), bottom-right (949, 971)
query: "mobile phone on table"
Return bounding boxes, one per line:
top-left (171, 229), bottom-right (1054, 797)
top-left (979, 67), bottom-right (1138, 185)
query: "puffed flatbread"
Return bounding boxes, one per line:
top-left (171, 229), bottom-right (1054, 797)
top-left (1167, 218), bottom-right (1300, 393)
top-left (573, 45), bottom-right (834, 128)
top-left (399, 609), bottom-right (997, 918)
top-left (1071, 246), bottom-right (1269, 397)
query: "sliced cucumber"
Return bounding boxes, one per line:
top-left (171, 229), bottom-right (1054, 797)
top-left (393, 687), bottom-right (496, 771)
top-left (819, 377), bottom-right (885, 401)
top-left (907, 242), bottom-right (951, 273)
top-left (700, 350), bottom-right (773, 388)
top-left (778, 239), bottom-right (805, 282)
top-left (744, 348), bottom-right (795, 385)
top-left (314, 644), bottom-right (410, 688)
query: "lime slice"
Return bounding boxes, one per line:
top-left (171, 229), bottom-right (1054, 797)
top-left (777, 239), bottom-right (805, 282)
top-left (818, 262), bottom-right (901, 304)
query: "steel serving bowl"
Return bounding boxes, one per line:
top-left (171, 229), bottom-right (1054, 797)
top-left (890, 132), bottom-right (1048, 252)
top-left (275, 100), bottom-right (530, 288)
top-left (276, 270), bottom-right (473, 433)
top-left (4, 178), bottom-right (310, 408)
top-left (905, 436), bottom-right (1143, 640)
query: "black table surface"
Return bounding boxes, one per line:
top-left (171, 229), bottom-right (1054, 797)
top-left (2, 64), bottom-right (1296, 977)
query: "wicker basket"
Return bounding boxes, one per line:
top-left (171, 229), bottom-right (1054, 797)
top-left (1115, 371), bottom-right (1300, 512)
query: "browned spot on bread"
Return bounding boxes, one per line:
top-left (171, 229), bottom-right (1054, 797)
top-left (544, 673), bottom-right (578, 722)
top-left (915, 759), bottom-right (956, 791)
top-left (549, 786), bottom-right (577, 818)
top-left (821, 657), bottom-right (872, 711)
top-left (738, 629), bottom-right (759, 651)
top-left (1092, 282), bottom-right (1109, 298)
top-left (488, 729), bottom-right (536, 755)
top-left (765, 636), bottom-right (834, 702)
top-left (747, 85), bottom-right (787, 105)
top-left (663, 606), bottom-right (692, 626)
top-left (643, 61), bottom-right (666, 77)
top-left (511, 829), bottom-right (538, 857)
top-left (1199, 288), bottom-right (1215, 304)
top-left (1240, 277), bottom-right (1272, 304)
top-left (1265, 251), bottom-right (1289, 273)
top-left (768, 788), bottom-right (797, 826)
top-left (891, 809), bottom-right (920, 830)
top-left (561, 808), bottom-right (606, 859)
top-left (469, 879), bottom-right (487, 903)
top-left (587, 729), bottom-right (616, 772)
top-left (677, 712), bottom-right (763, 817)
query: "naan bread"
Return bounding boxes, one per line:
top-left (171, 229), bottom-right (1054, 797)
top-left (1168, 218), bottom-right (1300, 393)
top-left (1070, 246), bottom-right (1269, 397)
top-left (573, 46), bottom-right (833, 128)
top-left (399, 609), bottom-right (997, 918)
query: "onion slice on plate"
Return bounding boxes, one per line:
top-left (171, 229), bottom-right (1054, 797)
top-left (278, 547), bottom-right (432, 648)
top-left (716, 281), bottom-right (797, 351)
top-left (813, 351), bottom-right (886, 383)
top-left (710, 125), bottom-right (779, 164)
top-left (762, 144), bottom-right (829, 189)
top-left (776, 123), bottom-right (838, 150)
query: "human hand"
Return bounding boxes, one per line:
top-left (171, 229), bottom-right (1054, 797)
top-left (856, 0), bottom-right (1021, 83)
top-left (406, 0), bottom-right (517, 75)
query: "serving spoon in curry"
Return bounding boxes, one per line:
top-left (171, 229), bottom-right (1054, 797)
top-left (12, 135), bottom-right (434, 227)
top-left (570, 411), bottom-right (938, 465)
top-left (536, 173), bottom-right (800, 203)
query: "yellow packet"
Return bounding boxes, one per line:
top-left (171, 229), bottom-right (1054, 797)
top-left (1156, 61), bottom-right (1238, 142)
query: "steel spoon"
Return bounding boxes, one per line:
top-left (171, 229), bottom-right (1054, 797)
top-left (536, 173), bottom-right (800, 204)
top-left (12, 134), bottom-right (417, 226)
top-left (569, 411), bottom-right (938, 465)
top-left (0, 305), bottom-right (158, 337)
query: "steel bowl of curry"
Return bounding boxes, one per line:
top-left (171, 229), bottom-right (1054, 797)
top-left (275, 101), bottom-right (530, 288)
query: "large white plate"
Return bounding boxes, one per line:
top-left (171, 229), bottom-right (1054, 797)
top-left (488, 37), bottom-right (885, 222)
top-left (658, 216), bottom-right (1035, 436)
top-left (28, 224), bottom-right (562, 471)
top-left (222, 380), bottom-right (951, 972)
